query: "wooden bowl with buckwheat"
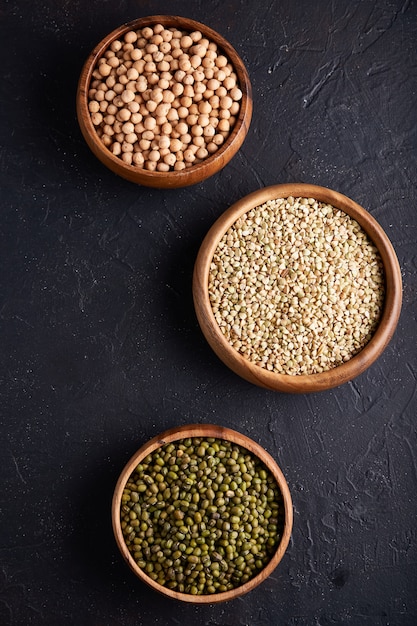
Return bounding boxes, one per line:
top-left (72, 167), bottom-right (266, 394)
top-left (193, 183), bottom-right (402, 393)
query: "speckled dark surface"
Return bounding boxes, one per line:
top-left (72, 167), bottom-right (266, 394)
top-left (1, 1), bottom-right (417, 624)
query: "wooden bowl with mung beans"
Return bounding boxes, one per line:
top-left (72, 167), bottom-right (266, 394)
top-left (76, 15), bottom-right (252, 188)
top-left (112, 424), bottom-right (293, 603)
top-left (193, 183), bottom-right (402, 393)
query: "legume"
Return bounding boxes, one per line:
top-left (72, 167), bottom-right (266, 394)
top-left (120, 437), bottom-right (284, 595)
top-left (88, 24), bottom-right (243, 171)
top-left (208, 196), bottom-right (385, 375)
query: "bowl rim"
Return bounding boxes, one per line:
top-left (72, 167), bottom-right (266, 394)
top-left (76, 15), bottom-right (253, 188)
top-left (112, 423), bottom-right (293, 603)
top-left (193, 183), bottom-right (403, 392)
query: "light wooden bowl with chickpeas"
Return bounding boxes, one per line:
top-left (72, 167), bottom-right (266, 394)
top-left (76, 15), bottom-right (253, 188)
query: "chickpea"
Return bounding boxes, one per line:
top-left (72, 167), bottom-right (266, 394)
top-left (102, 124), bottom-right (114, 136)
top-left (218, 119), bottom-right (230, 133)
top-left (178, 58), bottom-right (191, 72)
top-left (89, 100), bottom-right (100, 113)
top-left (199, 101), bottom-right (212, 115)
top-left (216, 54), bottom-right (228, 68)
top-left (121, 151), bottom-right (132, 164)
top-left (212, 133), bottom-right (224, 145)
top-left (188, 30), bottom-right (199, 43)
top-left (133, 59), bottom-right (146, 73)
top-left (139, 138), bottom-right (151, 151)
top-left (177, 106), bottom-right (189, 119)
top-left (95, 89), bottom-right (105, 101)
top-left (148, 149), bottom-right (160, 162)
top-left (91, 112), bottom-right (103, 125)
top-left (180, 35), bottom-right (193, 49)
top-left (146, 100), bottom-right (158, 113)
top-left (191, 124), bottom-right (203, 137)
top-left (181, 132), bottom-right (192, 145)
top-left (230, 87), bottom-right (243, 102)
top-left (142, 27), bottom-right (153, 39)
top-left (164, 152), bottom-right (176, 166)
top-left (132, 151), bottom-right (145, 166)
top-left (113, 120), bottom-right (123, 134)
top-left (142, 129), bottom-right (155, 141)
top-left (121, 89), bottom-right (135, 103)
top-left (148, 73), bottom-right (160, 87)
top-left (190, 55), bottom-right (201, 69)
top-left (130, 48), bottom-right (142, 61)
top-left (101, 134), bottom-right (112, 147)
top-left (157, 162), bottom-right (170, 172)
top-left (220, 95), bottom-right (233, 110)
top-left (124, 31), bottom-right (137, 44)
top-left (172, 82), bottom-right (184, 97)
top-left (162, 90), bottom-right (175, 103)
top-left (161, 29), bottom-right (173, 42)
top-left (183, 85), bottom-right (195, 98)
top-left (166, 108), bottom-right (179, 122)
top-left (194, 82), bottom-right (206, 95)
top-left (204, 124), bottom-right (216, 138)
top-left (196, 146), bottom-right (209, 160)
top-left (183, 148), bottom-right (196, 163)
top-left (98, 63), bottom-right (112, 77)
top-left (198, 114), bottom-right (210, 127)
top-left (128, 100), bottom-right (140, 113)
top-left (153, 50), bottom-right (164, 63)
top-left (110, 40), bottom-right (122, 53)
top-left (170, 138), bottom-right (182, 152)
top-left (206, 141), bottom-right (218, 154)
top-left (207, 78), bottom-right (220, 91)
top-left (125, 132), bottom-right (138, 144)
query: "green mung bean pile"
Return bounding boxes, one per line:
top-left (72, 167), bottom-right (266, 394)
top-left (120, 436), bottom-right (284, 595)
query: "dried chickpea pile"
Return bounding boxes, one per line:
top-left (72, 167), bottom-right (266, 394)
top-left (208, 196), bottom-right (385, 375)
top-left (88, 24), bottom-right (243, 171)
top-left (121, 437), bottom-right (283, 595)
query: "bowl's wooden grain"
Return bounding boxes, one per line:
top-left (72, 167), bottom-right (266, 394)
top-left (112, 423), bottom-right (293, 603)
top-left (76, 15), bottom-right (252, 188)
top-left (193, 183), bottom-right (402, 393)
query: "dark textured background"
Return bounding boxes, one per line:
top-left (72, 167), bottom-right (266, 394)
top-left (1, 1), bottom-right (416, 624)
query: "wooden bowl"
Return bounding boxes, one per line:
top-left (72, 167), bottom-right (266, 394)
top-left (112, 423), bottom-right (293, 603)
top-left (193, 183), bottom-right (402, 393)
top-left (76, 16), bottom-right (252, 188)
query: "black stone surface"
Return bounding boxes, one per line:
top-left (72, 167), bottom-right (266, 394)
top-left (1, 1), bottom-right (416, 624)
